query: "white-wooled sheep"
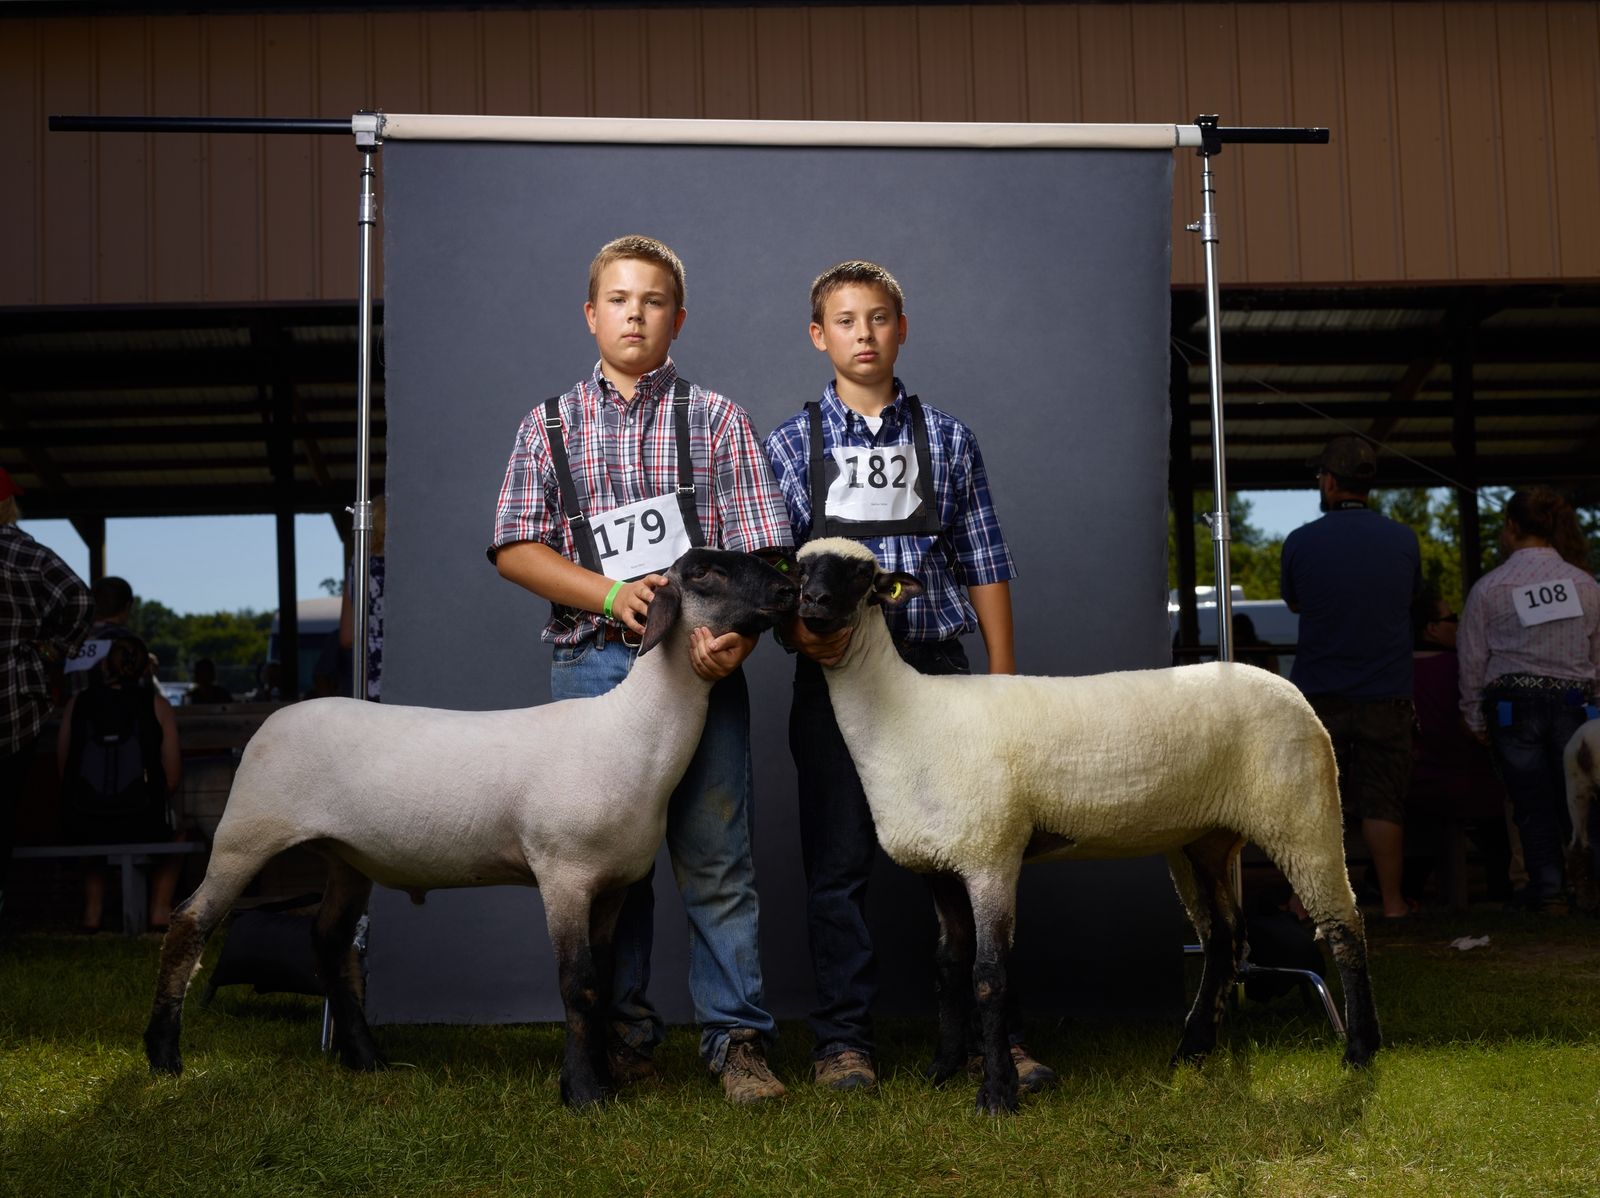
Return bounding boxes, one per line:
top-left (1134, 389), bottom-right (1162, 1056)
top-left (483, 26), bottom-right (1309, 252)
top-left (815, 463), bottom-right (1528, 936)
top-left (1564, 720), bottom-right (1600, 911)
top-left (144, 548), bottom-right (797, 1109)
top-left (793, 538), bottom-right (1380, 1114)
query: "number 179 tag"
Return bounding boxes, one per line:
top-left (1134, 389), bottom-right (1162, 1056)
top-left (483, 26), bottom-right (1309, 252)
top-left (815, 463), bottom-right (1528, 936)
top-left (591, 492), bottom-right (692, 581)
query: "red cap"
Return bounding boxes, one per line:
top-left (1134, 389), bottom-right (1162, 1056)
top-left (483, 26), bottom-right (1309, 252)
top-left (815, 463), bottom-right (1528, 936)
top-left (0, 467), bottom-right (24, 501)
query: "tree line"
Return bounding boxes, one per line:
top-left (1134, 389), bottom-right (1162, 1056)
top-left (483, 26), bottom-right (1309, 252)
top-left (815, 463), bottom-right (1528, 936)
top-left (129, 600), bottom-right (273, 696)
top-left (1171, 487), bottom-right (1600, 611)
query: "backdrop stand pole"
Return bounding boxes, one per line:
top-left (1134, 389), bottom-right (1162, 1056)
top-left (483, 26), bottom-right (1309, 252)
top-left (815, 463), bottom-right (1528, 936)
top-left (1183, 115), bottom-right (1341, 1034)
top-left (324, 112), bottom-right (383, 1056)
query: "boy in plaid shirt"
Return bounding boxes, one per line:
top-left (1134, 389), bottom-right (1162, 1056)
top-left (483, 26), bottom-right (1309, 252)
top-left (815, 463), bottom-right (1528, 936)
top-left (490, 236), bottom-right (791, 1104)
top-left (764, 260), bottom-right (1053, 1094)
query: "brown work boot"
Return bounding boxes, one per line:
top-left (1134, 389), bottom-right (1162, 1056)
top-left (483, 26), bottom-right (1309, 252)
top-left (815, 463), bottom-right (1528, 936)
top-left (606, 1039), bottom-right (658, 1087)
top-left (715, 1028), bottom-right (785, 1105)
top-left (965, 1042), bottom-right (1059, 1094)
top-left (813, 1048), bottom-right (877, 1091)
top-left (1009, 1042), bottom-right (1058, 1093)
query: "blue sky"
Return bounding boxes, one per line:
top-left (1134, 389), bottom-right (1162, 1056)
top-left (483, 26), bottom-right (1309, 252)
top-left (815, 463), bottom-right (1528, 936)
top-left (18, 488), bottom-right (1326, 617)
top-left (19, 513), bottom-right (346, 616)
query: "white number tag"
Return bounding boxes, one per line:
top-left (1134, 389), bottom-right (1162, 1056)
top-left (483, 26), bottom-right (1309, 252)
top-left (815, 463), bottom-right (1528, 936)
top-left (825, 445), bottom-right (922, 523)
top-left (1512, 578), bottom-right (1584, 627)
top-left (592, 492), bottom-right (692, 580)
top-left (64, 637), bottom-right (115, 674)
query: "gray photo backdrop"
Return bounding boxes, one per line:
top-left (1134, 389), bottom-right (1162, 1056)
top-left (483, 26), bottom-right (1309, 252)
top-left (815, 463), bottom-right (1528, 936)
top-left (371, 137), bottom-right (1180, 1029)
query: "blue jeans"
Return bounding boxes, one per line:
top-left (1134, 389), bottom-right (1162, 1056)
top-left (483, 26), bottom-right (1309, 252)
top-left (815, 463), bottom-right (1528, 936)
top-left (1482, 687), bottom-right (1591, 903)
top-left (551, 636), bottom-right (773, 1067)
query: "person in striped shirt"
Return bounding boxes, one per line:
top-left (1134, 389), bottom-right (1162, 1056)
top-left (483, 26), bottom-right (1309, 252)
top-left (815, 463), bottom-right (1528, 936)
top-left (488, 236), bottom-right (792, 1105)
top-left (764, 260), bottom-right (1053, 1095)
top-left (1458, 487), bottom-right (1600, 914)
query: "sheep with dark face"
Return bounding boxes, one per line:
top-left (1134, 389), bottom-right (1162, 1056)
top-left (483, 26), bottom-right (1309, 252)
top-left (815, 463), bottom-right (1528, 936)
top-left (144, 548), bottom-right (797, 1109)
top-left (793, 537), bottom-right (1380, 1114)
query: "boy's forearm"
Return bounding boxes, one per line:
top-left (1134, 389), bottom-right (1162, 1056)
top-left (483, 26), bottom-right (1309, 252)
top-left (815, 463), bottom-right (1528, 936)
top-left (970, 581), bottom-right (1015, 674)
top-left (494, 540), bottom-right (614, 614)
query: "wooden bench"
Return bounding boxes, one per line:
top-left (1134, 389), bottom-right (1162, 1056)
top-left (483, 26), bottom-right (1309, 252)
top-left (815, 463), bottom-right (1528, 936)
top-left (11, 842), bottom-right (207, 935)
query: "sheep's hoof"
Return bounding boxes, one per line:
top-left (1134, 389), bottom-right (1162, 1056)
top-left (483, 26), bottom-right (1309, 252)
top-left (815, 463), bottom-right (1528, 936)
top-left (1343, 1034), bottom-right (1380, 1069)
top-left (1169, 1029), bottom-right (1215, 1068)
top-left (146, 1045), bottom-right (183, 1076)
top-left (144, 1021), bottom-right (183, 1076)
top-left (974, 1077), bottom-right (1020, 1116)
top-left (560, 1074), bottom-right (610, 1111)
top-left (337, 1042), bottom-right (385, 1072)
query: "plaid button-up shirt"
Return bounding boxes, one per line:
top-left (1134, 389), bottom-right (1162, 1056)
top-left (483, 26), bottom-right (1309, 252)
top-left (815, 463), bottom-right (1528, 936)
top-left (2, 525), bottom-right (92, 753)
top-left (764, 380), bottom-right (1016, 643)
top-left (491, 359), bottom-right (793, 645)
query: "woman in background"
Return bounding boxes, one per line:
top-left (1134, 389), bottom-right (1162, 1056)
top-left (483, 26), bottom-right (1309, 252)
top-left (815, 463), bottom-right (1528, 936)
top-left (1457, 487), bottom-right (1600, 913)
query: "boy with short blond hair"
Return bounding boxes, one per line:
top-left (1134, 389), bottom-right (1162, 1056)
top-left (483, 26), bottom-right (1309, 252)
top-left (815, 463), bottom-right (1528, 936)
top-left (765, 259), bottom-right (1054, 1093)
top-left (489, 235), bottom-right (792, 1104)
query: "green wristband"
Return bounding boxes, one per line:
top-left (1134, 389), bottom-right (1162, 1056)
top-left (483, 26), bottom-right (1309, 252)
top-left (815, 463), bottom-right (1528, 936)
top-left (602, 580), bottom-right (625, 621)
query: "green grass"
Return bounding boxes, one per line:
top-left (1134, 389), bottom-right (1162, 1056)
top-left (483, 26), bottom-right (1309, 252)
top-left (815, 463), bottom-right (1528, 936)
top-left (3, 912), bottom-right (1599, 1197)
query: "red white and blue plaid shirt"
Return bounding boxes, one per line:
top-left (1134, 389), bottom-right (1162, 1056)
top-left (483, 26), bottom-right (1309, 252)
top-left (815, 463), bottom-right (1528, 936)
top-left (764, 380), bottom-right (1016, 643)
top-left (2, 525), bottom-right (92, 753)
top-left (490, 359), bottom-right (793, 645)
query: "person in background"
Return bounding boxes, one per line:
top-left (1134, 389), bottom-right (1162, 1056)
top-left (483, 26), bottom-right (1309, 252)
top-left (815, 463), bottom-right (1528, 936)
top-left (57, 634), bottom-right (184, 932)
top-left (188, 658), bottom-right (233, 705)
top-left (1457, 487), bottom-right (1600, 914)
top-left (1, 466), bottom-right (93, 920)
top-left (1280, 435), bottom-right (1421, 919)
top-left (64, 575), bottom-right (140, 696)
top-left (339, 495), bottom-right (385, 701)
top-left (1406, 592), bottom-right (1512, 906)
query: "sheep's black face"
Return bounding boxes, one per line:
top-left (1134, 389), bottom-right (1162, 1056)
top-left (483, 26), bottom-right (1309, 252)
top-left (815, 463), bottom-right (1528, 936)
top-left (794, 551), bottom-right (878, 634)
top-left (674, 548), bottom-right (799, 637)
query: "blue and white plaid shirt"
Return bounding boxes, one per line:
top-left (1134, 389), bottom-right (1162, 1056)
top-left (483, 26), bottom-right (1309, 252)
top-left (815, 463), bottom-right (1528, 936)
top-left (764, 380), bottom-right (1016, 643)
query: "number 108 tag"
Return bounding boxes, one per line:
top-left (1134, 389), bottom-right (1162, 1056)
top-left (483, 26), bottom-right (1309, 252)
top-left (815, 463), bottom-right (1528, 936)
top-left (1512, 578), bottom-right (1584, 627)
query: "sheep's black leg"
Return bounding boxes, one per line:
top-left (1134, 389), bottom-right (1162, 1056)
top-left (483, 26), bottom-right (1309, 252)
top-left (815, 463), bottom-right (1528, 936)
top-left (144, 850), bottom-right (260, 1075)
top-left (545, 887), bottom-right (607, 1109)
top-left (925, 871), bottom-right (976, 1085)
top-left (1170, 831), bottom-right (1246, 1066)
top-left (1271, 817), bottom-right (1383, 1067)
top-left (585, 886), bottom-right (628, 1092)
top-left (966, 871), bottom-right (1020, 1115)
top-left (1322, 916), bottom-right (1380, 1067)
top-left (314, 856), bottom-right (380, 1071)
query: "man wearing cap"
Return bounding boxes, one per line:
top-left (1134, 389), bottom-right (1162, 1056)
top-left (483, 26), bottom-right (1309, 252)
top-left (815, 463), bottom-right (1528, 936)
top-left (1, 466), bottom-right (93, 918)
top-left (1280, 435), bottom-right (1422, 919)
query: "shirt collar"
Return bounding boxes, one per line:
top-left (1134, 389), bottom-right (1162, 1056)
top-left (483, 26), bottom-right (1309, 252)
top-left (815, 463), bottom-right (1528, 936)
top-left (821, 378), bottom-right (909, 432)
top-left (591, 357), bottom-right (678, 405)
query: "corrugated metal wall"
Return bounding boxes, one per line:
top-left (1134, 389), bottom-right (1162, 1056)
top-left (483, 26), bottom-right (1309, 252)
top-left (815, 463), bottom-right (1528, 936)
top-left (3, 2), bottom-right (1598, 306)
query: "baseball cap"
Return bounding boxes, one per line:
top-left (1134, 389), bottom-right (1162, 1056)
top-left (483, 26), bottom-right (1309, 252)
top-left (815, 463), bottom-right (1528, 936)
top-left (1307, 435), bottom-right (1377, 482)
top-left (0, 466), bottom-right (25, 501)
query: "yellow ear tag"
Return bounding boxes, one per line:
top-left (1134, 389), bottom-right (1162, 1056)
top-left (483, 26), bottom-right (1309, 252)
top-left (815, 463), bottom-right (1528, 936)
top-left (890, 581), bottom-right (903, 600)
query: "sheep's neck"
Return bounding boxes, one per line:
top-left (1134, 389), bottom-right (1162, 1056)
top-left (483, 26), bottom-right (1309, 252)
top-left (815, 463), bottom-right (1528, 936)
top-left (824, 608), bottom-right (921, 755)
top-left (595, 628), bottom-right (716, 773)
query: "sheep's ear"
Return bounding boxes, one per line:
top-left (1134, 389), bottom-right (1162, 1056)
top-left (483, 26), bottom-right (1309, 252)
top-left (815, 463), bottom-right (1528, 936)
top-left (638, 578), bottom-right (681, 656)
top-left (870, 570), bottom-right (922, 608)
